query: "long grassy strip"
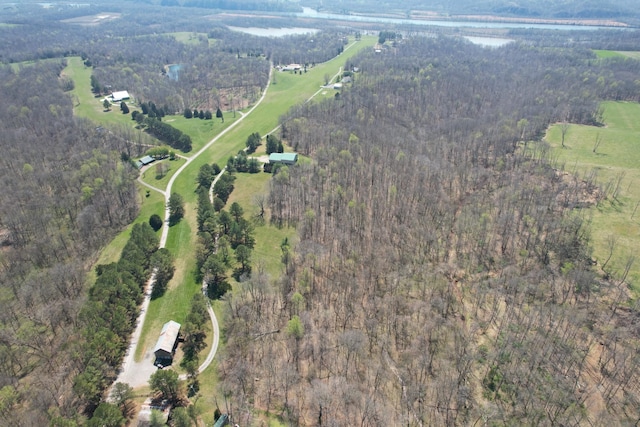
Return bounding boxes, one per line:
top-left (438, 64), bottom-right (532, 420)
top-left (546, 101), bottom-right (640, 292)
top-left (134, 35), bottom-right (378, 360)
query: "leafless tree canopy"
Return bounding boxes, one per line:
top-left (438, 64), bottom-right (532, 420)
top-left (220, 37), bottom-right (640, 426)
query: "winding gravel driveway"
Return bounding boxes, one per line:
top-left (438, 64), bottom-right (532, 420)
top-left (111, 67), bottom-right (273, 392)
top-left (112, 42), bottom-right (357, 392)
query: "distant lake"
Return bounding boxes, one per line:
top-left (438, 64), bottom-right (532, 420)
top-left (464, 36), bottom-right (514, 47)
top-left (227, 26), bottom-right (320, 37)
top-left (298, 7), bottom-right (623, 31)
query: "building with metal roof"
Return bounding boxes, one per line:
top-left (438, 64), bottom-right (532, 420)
top-left (153, 320), bottom-right (181, 365)
top-left (268, 152), bottom-right (298, 165)
top-left (110, 90), bottom-right (130, 102)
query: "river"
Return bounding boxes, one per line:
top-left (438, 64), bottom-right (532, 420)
top-left (297, 7), bottom-right (626, 31)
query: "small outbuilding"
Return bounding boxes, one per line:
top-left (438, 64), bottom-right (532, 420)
top-left (269, 152), bottom-right (298, 165)
top-left (281, 64), bottom-right (302, 72)
top-left (136, 155), bottom-right (156, 169)
top-left (110, 90), bottom-right (130, 102)
top-left (153, 320), bottom-right (181, 366)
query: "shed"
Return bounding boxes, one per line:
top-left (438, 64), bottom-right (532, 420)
top-left (139, 155), bottom-right (155, 166)
top-left (111, 90), bottom-right (130, 102)
top-left (269, 152), bottom-right (298, 165)
top-left (153, 320), bottom-right (181, 365)
top-left (281, 64), bottom-right (301, 72)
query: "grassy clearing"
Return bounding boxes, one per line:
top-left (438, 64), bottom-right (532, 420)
top-left (166, 115), bottom-right (239, 153)
top-left (65, 57), bottom-right (138, 127)
top-left (616, 51), bottom-right (640, 60)
top-left (226, 172), bottom-right (297, 279)
top-left (593, 50), bottom-right (626, 59)
top-left (136, 36), bottom-right (377, 358)
top-left (593, 50), bottom-right (640, 60)
top-left (139, 157), bottom-right (186, 192)
top-left (545, 101), bottom-right (640, 293)
top-left (170, 31), bottom-right (208, 45)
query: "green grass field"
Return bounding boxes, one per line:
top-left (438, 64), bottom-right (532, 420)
top-left (166, 115), bottom-right (239, 153)
top-left (226, 171), bottom-right (298, 279)
top-left (9, 57), bottom-right (59, 71)
top-left (65, 57), bottom-right (141, 127)
top-left (593, 50), bottom-right (626, 59)
top-left (593, 49), bottom-right (640, 60)
top-left (545, 101), bottom-right (640, 293)
top-left (139, 157), bottom-right (186, 192)
top-left (66, 35), bottom-right (377, 409)
top-left (170, 31), bottom-right (209, 45)
top-left (133, 35), bottom-right (377, 365)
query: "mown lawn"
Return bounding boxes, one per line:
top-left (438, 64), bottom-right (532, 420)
top-left (133, 35), bottom-right (377, 365)
top-left (139, 157), bottom-right (186, 192)
top-left (593, 49), bottom-right (626, 59)
top-left (545, 101), bottom-right (640, 293)
top-left (593, 49), bottom-right (640, 60)
top-left (66, 56), bottom-right (141, 127)
top-left (226, 171), bottom-right (298, 279)
top-left (170, 31), bottom-right (208, 45)
top-left (166, 114), bottom-right (239, 153)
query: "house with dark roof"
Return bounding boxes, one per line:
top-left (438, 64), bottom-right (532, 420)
top-left (153, 320), bottom-right (181, 366)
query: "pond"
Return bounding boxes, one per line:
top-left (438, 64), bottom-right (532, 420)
top-left (227, 26), bottom-right (320, 37)
top-left (464, 36), bottom-right (514, 47)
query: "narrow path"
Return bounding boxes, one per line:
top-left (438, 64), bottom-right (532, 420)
top-left (137, 176), bottom-right (166, 196)
top-left (111, 66), bottom-right (274, 391)
top-left (114, 39), bottom-right (359, 391)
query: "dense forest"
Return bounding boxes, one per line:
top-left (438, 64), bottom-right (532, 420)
top-left (0, 61), bottom-right (140, 425)
top-left (219, 37), bottom-right (640, 425)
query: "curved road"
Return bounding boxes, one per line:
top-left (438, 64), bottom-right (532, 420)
top-left (111, 66), bottom-right (274, 392)
top-left (112, 40), bottom-right (358, 392)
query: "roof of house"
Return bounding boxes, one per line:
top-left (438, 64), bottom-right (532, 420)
top-left (269, 152), bottom-right (298, 163)
top-left (139, 155), bottom-right (155, 165)
top-left (111, 90), bottom-right (130, 101)
top-left (153, 320), bottom-right (181, 355)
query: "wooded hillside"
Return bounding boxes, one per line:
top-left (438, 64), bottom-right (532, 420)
top-left (0, 61), bottom-right (139, 425)
top-left (220, 37), bottom-right (640, 425)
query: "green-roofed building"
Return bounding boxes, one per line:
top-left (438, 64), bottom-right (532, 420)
top-left (268, 152), bottom-right (298, 165)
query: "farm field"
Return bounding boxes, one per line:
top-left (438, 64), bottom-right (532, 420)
top-left (545, 101), bottom-right (640, 292)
